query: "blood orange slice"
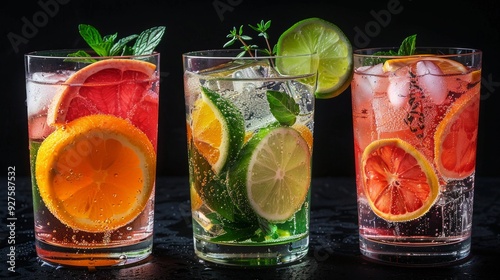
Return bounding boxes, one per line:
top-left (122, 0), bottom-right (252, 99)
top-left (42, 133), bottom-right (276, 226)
top-left (361, 138), bottom-right (439, 222)
top-left (47, 59), bottom-right (159, 148)
top-left (434, 92), bottom-right (480, 180)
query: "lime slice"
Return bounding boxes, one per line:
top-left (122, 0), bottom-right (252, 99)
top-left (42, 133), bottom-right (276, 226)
top-left (228, 125), bottom-right (312, 222)
top-left (188, 141), bottom-right (238, 221)
top-left (189, 86), bottom-right (246, 221)
top-left (276, 17), bottom-right (353, 99)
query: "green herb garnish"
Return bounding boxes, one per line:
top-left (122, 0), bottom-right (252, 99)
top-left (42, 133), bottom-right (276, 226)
top-left (266, 90), bottom-right (300, 126)
top-left (374, 34), bottom-right (417, 56)
top-left (68, 24), bottom-right (165, 59)
top-left (224, 20), bottom-right (276, 57)
top-left (366, 34), bottom-right (417, 65)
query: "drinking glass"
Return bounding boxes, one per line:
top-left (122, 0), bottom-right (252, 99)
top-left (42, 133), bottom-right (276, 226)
top-left (351, 47), bottom-right (482, 266)
top-left (183, 50), bottom-right (318, 266)
top-left (25, 51), bottom-right (160, 267)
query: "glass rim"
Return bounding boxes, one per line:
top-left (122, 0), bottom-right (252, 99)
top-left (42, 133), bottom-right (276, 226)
top-left (25, 49), bottom-right (160, 59)
top-left (183, 49), bottom-right (317, 60)
top-left (353, 47), bottom-right (482, 58)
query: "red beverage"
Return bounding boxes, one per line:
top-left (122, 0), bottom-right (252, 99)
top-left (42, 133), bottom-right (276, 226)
top-left (25, 51), bottom-right (160, 267)
top-left (351, 48), bottom-right (481, 266)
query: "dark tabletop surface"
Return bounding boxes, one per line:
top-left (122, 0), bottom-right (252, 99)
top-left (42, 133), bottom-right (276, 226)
top-left (1, 176), bottom-right (499, 280)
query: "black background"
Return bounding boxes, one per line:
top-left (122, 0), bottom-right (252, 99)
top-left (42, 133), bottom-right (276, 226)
top-left (2, 0), bottom-right (499, 180)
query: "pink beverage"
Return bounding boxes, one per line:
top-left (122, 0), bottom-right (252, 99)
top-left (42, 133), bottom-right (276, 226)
top-left (351, 48), bottom-right (481, 266)
top-left (25, 51), bottom-right (159, 268)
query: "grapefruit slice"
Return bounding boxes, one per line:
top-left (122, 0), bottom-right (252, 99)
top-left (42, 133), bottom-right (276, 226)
top-left (361, 138), bottom-right (439, 222)
top-left (434, 92), bottom-right (480, 180)
top-left (47, 59), bottom-right (159, 148)
top-left (35, 114), bottom-right (156, 232)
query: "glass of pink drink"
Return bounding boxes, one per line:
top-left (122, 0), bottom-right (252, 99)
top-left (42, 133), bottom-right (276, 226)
top-left (25, 51), bottom-right (160, 268)
top-left (351, 48), bottom-right (481, 266)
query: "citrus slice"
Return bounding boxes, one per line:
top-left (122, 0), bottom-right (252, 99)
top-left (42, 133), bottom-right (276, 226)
top-left (276, 17), bottom-right (353, 99)
top-left (191, 86), bottom-right (244, 173)
top-left (228, 126), bottom-right (311, 222)
top-left (292, 123), bottom-right (314, 152)
top-left (383, 56), bottom-right (467, 74)
top-left (47, 59), bottom-right (159, 148)
top-left (361, 138), bottom-right (439, 222)
top-left (35, 114), bottom-right (156, 232)
top-left (434, 92), bottom-right (480, 179)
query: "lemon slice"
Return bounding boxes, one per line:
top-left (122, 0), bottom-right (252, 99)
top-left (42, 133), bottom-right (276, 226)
top-left (276, 17), bottom-right (353, 99)
top-left (383, 56), bottom-right (468, 74)
top-left (35, 114), bottom-right (156, 232)
top-left (228, 125), bottom-right (312, 222)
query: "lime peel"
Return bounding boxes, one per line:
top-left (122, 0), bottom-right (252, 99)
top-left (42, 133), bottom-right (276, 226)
top-left (276, 17), bottom-right (353, 99)
top-left (228, 125), bottom-right (311, 222)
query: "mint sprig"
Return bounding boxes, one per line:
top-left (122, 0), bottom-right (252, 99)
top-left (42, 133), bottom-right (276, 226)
top-left (68, 24), bottom-right (165, 59)
top-left (266, 90), bottom-right (300, 126)
top-left (397, 34), bottom-right (417, 56)
top-left (374, 34), bottom-right (417, 56)
top-left (367, 34), bottom-right (417, 65)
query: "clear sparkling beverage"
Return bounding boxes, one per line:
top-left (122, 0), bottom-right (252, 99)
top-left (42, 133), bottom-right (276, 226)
top-left (183, 50), bottom-right (318, 266)
top-left (351, 48), bottom-right (481, 266)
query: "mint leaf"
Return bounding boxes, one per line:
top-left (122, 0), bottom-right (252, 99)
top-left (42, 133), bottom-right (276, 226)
top-left (109, 34), bottom-right (139, 56)
top-left (101, 33), bottom-right (118, 55)
top-left (398, 34), bottom-right (416, 56)
top-left (65, 50), bottom-right (96, 63)
top-left (78, 24), bottom-right (108, 56)
top-left (132, 26), bottom-right (166, 55)
top-left (365, 34), bottom-right (417, 65)
top-left (266, 90), bottom-right (300, 126)
top-left (68, 24), bottom-right (165, 59)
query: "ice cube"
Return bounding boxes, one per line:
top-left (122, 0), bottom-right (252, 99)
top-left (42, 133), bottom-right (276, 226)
top-left (352, 64), bottom-right (388, 102)
top-left (387, 66), bottom-right (411, 108)
top-left (416, 60), bottom-right (447, 105)
top-left (26, 71), bottom-right (73, 117)
top-left (183, 71), bottom-right (203, 107)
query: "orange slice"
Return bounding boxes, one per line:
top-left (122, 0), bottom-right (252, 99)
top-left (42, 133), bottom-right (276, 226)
top-left (47, 59), bottom-right (159, 148)
top-left (35, 114), bottom-right (156, 232)
top-left (292, 123), bottom-right (314, 153)
top-left (434, 92), bottom-right (480, 179)
top-left (383, 56), bottom-right (467, 74)
top-left (191, 87), bottom-right (244, 173)
top-left (361, 138), bottom-right (439, 222)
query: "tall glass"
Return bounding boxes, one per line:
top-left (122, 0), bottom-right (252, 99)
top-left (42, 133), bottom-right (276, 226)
top-left (183, 50), bottom-right (318, 266)
top-left (351, 48), bottom-right (481, 266)
top-left (25, 51), bottom-right (160, 267)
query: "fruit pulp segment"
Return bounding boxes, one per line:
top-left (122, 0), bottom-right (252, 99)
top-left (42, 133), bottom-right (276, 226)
top-left (351, 59), bottom-right (480, 241)
top-left (185, 60), bottom-right (315, 245)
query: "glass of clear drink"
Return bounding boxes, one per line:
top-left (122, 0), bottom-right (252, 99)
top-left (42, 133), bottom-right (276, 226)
top-left (351, 47), bottom-right (482, 266)
top-left (182, 49), bottom-right (318, 266)
top-left (25, 50), bottom-right (160, 267)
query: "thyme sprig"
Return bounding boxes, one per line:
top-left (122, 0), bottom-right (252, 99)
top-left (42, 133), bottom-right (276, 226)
top-left (224, 20), bottom-right (276, 57)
